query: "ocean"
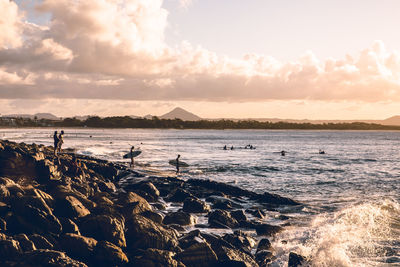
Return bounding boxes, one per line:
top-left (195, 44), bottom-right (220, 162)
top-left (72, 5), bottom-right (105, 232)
top-left (1, 128), bottom-right (399, 266)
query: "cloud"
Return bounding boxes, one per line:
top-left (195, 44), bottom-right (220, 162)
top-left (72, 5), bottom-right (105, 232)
top-left (1, 0), bottom-right (400, 105)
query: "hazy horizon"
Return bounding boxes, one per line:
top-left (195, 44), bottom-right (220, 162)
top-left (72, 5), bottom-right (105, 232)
top-left (1, 1), bottom-right (400, 119)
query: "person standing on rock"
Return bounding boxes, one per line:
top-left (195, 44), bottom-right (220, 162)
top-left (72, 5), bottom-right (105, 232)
top-left (176, 154), bottom-right (181, 174)
top-left (53, 131), bottom-right (59, 155)
top-left (130, 146), bottom-right (135, 168)
top-left (57, 130), bottom-right (64, 153)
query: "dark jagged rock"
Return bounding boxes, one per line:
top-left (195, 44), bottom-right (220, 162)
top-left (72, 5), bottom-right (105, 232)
top-left (58, 233), bottom-right (97, 262)
top-left (132, 248), bottom-right (182, 267)
top-left (142, 210), bottom-right (164, 224)
top-left (246, 208), bottom-right (265, 219)
top-left (55, 195), bottom-right (90, 218)
top-left (0, 237), bottom-right (22, 259)
top-left (79, 214), bottom-right (126, 248)
top-left (167, 188), bottom-right (194, 202)
top-left (255, 224), bottom-right (283, 236)
top-left (208, 209), bottom-right (239, 229)
top-left (257, 238), bottom-right (272, 252)
top-left (231, 210), bottom-right (247, 222)
top-left (93, 240), bottom-right (129, 266)
top-left (29, 234), bottom-right (54, 250)
top-left (22, 249), bottom-right (88, 267)
top-left (126, 214), bottom-right (178, 251)
top-left (177, 242), bottom-right (218, 267)
top-left (183, 197), bottom-right (211, 213)
top-left (59, 217), bottom-right (80, 235)
top-left (255, 250), bottom-right (273, 266)
top-left (163, 211), bottom-right (196, 226)
top-left (14, 233), bottom-right (36, 252)
top-left (288, 252), bottom-right (308, 267)
top-left (222, 230), bottom-right (256, 254)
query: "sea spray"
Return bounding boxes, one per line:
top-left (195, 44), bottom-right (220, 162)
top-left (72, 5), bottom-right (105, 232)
top-left (272, 198), bottom-right (400, 266)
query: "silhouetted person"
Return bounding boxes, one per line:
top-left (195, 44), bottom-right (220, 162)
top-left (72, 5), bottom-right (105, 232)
top-left (176, 154), bottom-right (181, 174)
top-left (130, 146), bottom-right (135, 168)
top-left (53, 131), bottom-right (59, 155)
top-left (230, 146), bottom-right (234, 150)
top-left (281, 150), bottom-right (286, 156)
top-left (319, 149), bottom-right (326, 154)
top-left (223, 145), bottom-right (227, 150)
top-left (57, 130), bottom-right (64, 153)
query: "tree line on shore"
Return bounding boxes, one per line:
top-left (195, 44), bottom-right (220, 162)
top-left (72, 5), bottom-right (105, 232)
top-left (1, 116), bottom-right (400, 130)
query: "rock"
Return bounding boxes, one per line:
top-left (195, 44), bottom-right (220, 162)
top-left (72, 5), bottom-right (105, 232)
top-left (133, 248), bottom-right (181, 267)
top-left (245, 208), bottom-right (265, 219)
top-left (255, 250), bottom-right (273, 266)
top-left (208, 209), bottom-right (239, 229)
top-left (179, 230), bottom-right (204, 249)
top-left (231, 210), bottom-right (247, 222)
top-left (59, 217), bottom-right (80, 235)
top-left (22, 249), bottom-right (88, 267)
top-left (288, 252), bottom-right (307, 267)
top-left (153, 202), bottom-right (166, 210)
top-left (12, 194), bottom-right (53, 217)
top-left (257, 192), bottom-right (300, 206)
top-left (257, 238), bottom-right (272, 252)
top-left (167, 188), bottom-right (194, 202)
top-left (255, 224), bottom-right (283, 236)
top-left (163, 211), bottom-right (197, 226)
top-left (0, 238), bottom-right (22, 259)
top-left (223, 231), bottom-right (256, 253)
top-left (177, 242), bottom-right (218, 267)
top-left (58, 233), bottom-right (97, 262)
top-left (142, 210), bottom-right (164, 224)
top-left (0, 185), bottom-right (10, 202)
top-left (29, 234), bottom-right (54, 250)
top-left (0, 218), bottom-right (6, 231)
top-left (55, 195), bottom-right (90, 218)
top-left (14, 234), bottom-right (36, 251)
top-left (79, 215), bottom-right (126, 248)
top-left (97, 181), bottom-right (116, 193)
top-left (139, 182), bottom-right (160, 199)
top-left (126, 214), bottom-right (178, 251)
top-left (183, 197), bottom-right (211, 213)
top-left (93, 240), bottom-right (129, 266)
top-left (117, 191), bottom-right (152, 219)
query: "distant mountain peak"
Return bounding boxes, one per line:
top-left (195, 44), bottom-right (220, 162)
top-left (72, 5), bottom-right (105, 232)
top-left (160, 107), bottom-right (201, 121)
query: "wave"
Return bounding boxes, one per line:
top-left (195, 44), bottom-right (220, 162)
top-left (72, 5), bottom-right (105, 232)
top-left (272, 198), bottom-right (400, 266)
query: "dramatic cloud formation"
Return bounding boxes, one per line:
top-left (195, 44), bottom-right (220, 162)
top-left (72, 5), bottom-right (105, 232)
top-left (1, 0), bottom-right (400, 108)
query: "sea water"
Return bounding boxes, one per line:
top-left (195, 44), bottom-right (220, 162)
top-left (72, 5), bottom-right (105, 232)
top-left (1, 128), bottom-right (399, 266)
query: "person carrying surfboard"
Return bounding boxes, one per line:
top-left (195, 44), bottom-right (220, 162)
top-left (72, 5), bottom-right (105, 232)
top-left (176, 154), bottom-right (180, 174)
top-left (130, 146), bottom-right (135, 168)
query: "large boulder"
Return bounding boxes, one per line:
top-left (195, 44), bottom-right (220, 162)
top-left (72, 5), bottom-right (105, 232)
top-left (29, 234), bottom-right (54, 250)
top-left (183, 197), bottom-right (211, 213)
top-left (132, 248), bottom-right (181, 267)
top-left (79, 215), bottom-right (126, 248)
top-left (58, 233), bottom-right (97, 262)
top-left (166, 188), bottom-right (194, 202)
top-left (177, 242), bottom-right (218, 267)
top-left (288, 252), bottom-right (307, 267)
top-left (163, 211), bottom-right (196, 226)
top-left (93, 240), bottom-right (129, 266)
top-left (22, 249), bottom-right (88, 267)
top-left (255, 224), bottom-right (283, 236)
top-left (126, 214), bottom-right (178, 251)
top-left (208, 210), bottom-right (239, 229)
top-left (55, 195), bottom-right (90, 218)
top-left (0, 238), bottom-right (22, 259)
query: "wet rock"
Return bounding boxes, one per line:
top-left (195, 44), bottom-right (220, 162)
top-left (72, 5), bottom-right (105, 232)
top-left (231, 210), bottom-right (247, 222)
top-left (255, 250), bottom-right (273, 266)
top-left (177, 242), bottom-right (218, 267)
top-left (183, 197), bottom-right (211, 213)
top-left (97, 181), bottom-right (116, 193)
top-left (288, 252), bottom-right (307, 267)
top-left (255, 224), bottom-right (283, 236)
top-left (58, 233), bottom-right (97, 262)
top-left (245, 208), bottom-right (265, 219)
top-left (0, 218), bottom-right (6, 231)
top-left (79, 215), bottom-right (126, 248)
top-left (142, 210), bottom-right (164, 224)
top-left (133, 248), bottom-right (181, 267)
top-left (93, 240), bottom-right (129, 266)
top-left (0, 238), bottom-right (22, 259)
top-left (179, 230), bottom-right (204, 249)
top-left (0, 185), bottom-right (10, 202)
top-left (257, 238), bottom-right (272, 252)
top-left (167, 188), bottom-right (194, 202)
top-left (55, 195), bottom-right (90, 218)
top-left (208, 209), bottom-right (239, 229)
top-left (163, 211), bottom-right (197, 226)
top-left (257, 192), bottom-right (300, 206)
top-left (223, 231), bottom-right (256, 253)
top-left (14, 234), bottom-right (36, 251)
top-left (126, 214), bottom-right (178, 250)
top-left (22, 249), bottom-right (88, 267)
top-left (59, 217), bottom-right (80, 235)
top-left (12, 194), bottom-right (53, 217)
top-left (153, 202), bottom-right (166, 210)
top-left (213, 200), bottom-right (233, 210)
top-left (139, 182), bottom-right (160, 199)
top-left (117, 192), bottom-right (152, 219)
top-left (29, 234), bottom-right (54, 250)
top-left (168, 224), bottom-right (186, 232)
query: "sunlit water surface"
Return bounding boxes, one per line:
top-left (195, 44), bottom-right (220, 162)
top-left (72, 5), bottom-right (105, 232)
top-left (1, 128), bottom-right (399, 266)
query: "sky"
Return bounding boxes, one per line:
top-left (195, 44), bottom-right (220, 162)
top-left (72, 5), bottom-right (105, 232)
top-left (1, 0), bottom-right (400, 119)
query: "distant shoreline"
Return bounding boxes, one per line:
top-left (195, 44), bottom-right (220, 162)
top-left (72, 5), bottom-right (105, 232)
top-left (1, 116), bottom-right (400, 131)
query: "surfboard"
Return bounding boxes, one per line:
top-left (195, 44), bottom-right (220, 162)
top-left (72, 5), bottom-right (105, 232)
top-left (169, 159), bottom-right (189, 167)
top-left (123, 150), bottom-right (142, 159)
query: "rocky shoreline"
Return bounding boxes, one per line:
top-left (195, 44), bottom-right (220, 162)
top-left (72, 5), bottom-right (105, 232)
top-left (0, 139), bottom-right (307, 266)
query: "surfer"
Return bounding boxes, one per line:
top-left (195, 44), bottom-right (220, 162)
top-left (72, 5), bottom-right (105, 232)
top-left (176, 154), bottom-right (181, 174)
top-left (230, 146), bottom-right (234, 150)
top-left (130, 146), bottom-right (135, 168)
top-left (57, 130), bottom-right (64, 153)
top-left (53, 131), bottom-right (59, 156)
top-left (223, 145), bottom-right (227, 150)
top-left (281, 150), bottom-right (286, 156)
top-left (319, 149), bottom-right (325, 154)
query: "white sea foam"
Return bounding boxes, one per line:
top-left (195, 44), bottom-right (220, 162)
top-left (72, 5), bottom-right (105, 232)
top-left (272, 198), bottom-right (400, 266)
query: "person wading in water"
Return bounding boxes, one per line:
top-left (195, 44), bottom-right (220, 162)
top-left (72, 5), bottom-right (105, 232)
top-left (130, 146), bottom-right (135, 168)
top-left (176, 154), bottom-right (181, 174)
